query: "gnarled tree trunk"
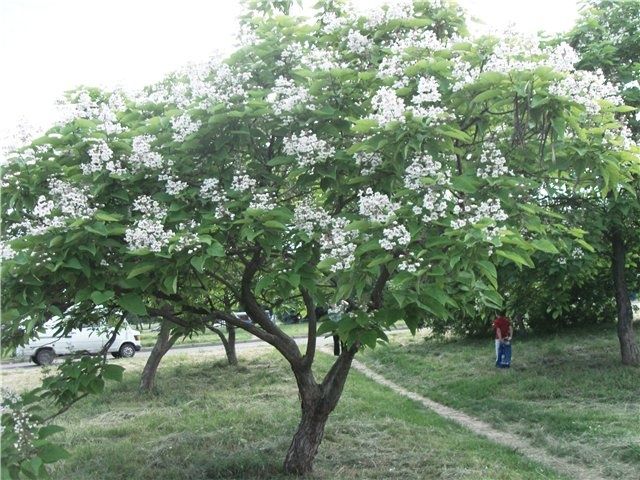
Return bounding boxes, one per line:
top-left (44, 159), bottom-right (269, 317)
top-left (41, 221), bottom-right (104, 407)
top-left (207, 323), bottom-right (238, 366)
top-left (283, 346), bottom-right (357, 475)
top-left (611, 227), bottom-right (640, 365)
top-left (140, 321), bottom-right (180, 392)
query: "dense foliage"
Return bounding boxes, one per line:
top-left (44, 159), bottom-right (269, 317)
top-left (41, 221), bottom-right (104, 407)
top-left (2, 0), bottom-right (638, 475)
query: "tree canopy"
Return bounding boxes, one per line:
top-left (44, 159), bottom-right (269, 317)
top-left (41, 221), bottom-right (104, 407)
top-left (2, 0), bottom-right (639, 476)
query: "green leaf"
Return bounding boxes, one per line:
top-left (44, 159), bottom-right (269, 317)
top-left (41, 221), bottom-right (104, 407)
top-left (118, 294), bottom-right (147, 315)
top-left (90, 290), bottom-right (114, 305)
top-left (206, 241), bottom-right (225, 257)
top-left (496, 249), bottom-right (534, 268)
top-left (531, 239), bottom-right (559, 254)
top-left (102, 364), bottom-right (125, 382)
top-left (352, 119), bottom-right (379, 133)
top-left (264, 220), bottom-right (286, 230)
top-left (163, 274), bottom-right (178, 294)
top-left (126, 263), bottom-right (156, 279)
top-left (38, 425), bottom-right (65, 440)
top-left (39, 444), bottom-right (70, 464)
top-left (95, 211), bottom-right (121, 222)
top-left (190, 256), bottom-right (205, 272)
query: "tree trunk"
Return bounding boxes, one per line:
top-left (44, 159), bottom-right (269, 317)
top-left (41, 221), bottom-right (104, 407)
top-left (224, 323), bottom-right (238, 366)
top-left (140, 321), bottom-right (179, 392)
top-left (208, 323), bottom-right (238, 366)
top-left (611, 227), bottom-right (640, 366)
top-left (283, 346), bottom-right (357, 475)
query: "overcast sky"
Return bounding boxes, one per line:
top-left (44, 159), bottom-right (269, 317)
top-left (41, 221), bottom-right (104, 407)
top-left (0, 0), bottom-right (579, 144)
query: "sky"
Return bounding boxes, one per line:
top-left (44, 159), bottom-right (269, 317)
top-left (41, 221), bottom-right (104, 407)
top-left (0, 0), bottom-right (579, 147)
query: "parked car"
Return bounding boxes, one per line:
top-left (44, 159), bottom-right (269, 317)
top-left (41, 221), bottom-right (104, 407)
top-left (15, 322), bottom-right (142, 365)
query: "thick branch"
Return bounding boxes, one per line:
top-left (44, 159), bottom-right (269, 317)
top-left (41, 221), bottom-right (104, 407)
top-left (301, 287), bottom-right (316, 368)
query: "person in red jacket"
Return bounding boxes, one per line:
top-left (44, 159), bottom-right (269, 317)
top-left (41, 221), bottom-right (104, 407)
top-left (492, 314), bottom-right (513, 363)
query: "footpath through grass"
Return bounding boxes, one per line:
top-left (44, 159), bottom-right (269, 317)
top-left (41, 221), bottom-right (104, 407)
top-left (360, 324), bottom-right (640, 480)
top-left (21, 350), bottom-right (564, 480)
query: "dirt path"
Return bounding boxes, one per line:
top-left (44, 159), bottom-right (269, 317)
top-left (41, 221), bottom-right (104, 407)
top-left (351, 360), bottom-right (605, 480)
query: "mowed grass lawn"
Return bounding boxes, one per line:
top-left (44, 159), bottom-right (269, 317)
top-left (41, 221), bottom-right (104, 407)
top-left (3, 349), bottom-right (563, 480)
top-left (360, 324), bottom-right (640, 480)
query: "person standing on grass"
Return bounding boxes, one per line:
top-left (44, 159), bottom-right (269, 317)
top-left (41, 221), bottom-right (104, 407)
top-left (493, 314), bottom-right (513, 365)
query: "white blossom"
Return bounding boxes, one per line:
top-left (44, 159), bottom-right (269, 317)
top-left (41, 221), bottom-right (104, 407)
top-left (266, 77), bottom-right (314, 116)
top-left (549, 69), bottom-right (622, 115)
top-left (231, 173), bottom-right (256, 192)
top-left (370, 87), bottom-right (406, 126)
top-left (124, 218), bottom-right (173, 252)
top-left (293, 200), bottom-right (332, 236)
top-left (249, 192), bottom-right (276, 211)
top-left (358, 188), bottom-right (400, 223)
top-left (128, 135), bottom-right (164, 170)
top-left (354, 151), bottom-right (383, 175)
top-left (283, 131), bottom-right (335, 168)
top-left (171, 113), bottom-right (202, 142)
top-left (346, 30), bottom-right (373, 54)
top-left (476, 142), bottom-right (512, 179)
top-left (320, 217), bottom-right (357, 272)
top-left (132, 196), bottom-right (167, 219)
top-left (380, 222), bottom-right (411, 251)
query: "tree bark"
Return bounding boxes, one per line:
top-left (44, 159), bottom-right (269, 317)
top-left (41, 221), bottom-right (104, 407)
top-left (283, 346), bottom-right (357, 475)
top-left (139, 321), bottom-right (180, 392)
top-left (611, 227), bottom-right (640, 366)
top-left (207, 323), bottom-right (238, 366)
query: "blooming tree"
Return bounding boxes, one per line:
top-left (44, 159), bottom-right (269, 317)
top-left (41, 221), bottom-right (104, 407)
top-left (2, 0), bottom-right (638, 475)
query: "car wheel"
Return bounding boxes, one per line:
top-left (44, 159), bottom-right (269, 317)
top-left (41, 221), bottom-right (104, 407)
top-left (35, 348), bottom-right (55, 366)
top-left (119, 343), bottom-right (136, 358)
top-left (111, 352), bottom-right (122, 358)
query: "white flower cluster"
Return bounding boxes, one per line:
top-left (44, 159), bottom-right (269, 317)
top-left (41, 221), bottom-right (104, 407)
top-left (571, 247), bottom-right (585, 259)
top-left (358, 188), bottom-right (400, 223)
top-left (128, 135), bottom-right (164, 170)
top-left (59, 89), bottom-right (126, 134)
top-left (364, 0), bottom-right (414, 28)
top-left (283, 131), bottom-right (335, 168)
top-left (293, 200), bottom-right (332, 237)
top-left (171, 113), bottom-right (202, 142)
top-left (404, 154), bottom-right (450, 190)
top-left (370, 87), bottom-right (406, 126)
top-left (321, 11), bottom-right (347, 34)
top-left (185, 61), bottom-right (252, 110)
top-left (320, 217), bottom-right (358, 272)
top-left (421, 189), bottom-right (450, 222)
top-left (1, 388), bottom-right (38, 454)
top-left (132, 195), bottom-right (167, 219)
top-left (82, 140), bottom-right (126, 175)
top-left (354, 151), bottom-right (383, 175)
top-left (346, 30), bottom-right (373, 54)
top-left (450, 56), bottom-right (480, 92)
top-left (389, 29), bottom-right (443, 55)
top-left (1, 242), bottom-right (17, 260)
top-left (328, 300), bottom-right (350, 316)
top-left (623, 80), bottom-right (640, 91)
top-left (200, 178), bottom-right (233, 219)
top-left (125, 196), bottom-right (172, 252)
top-left (158, 173), bottom-right (189, 195)
top-left (237, 24), bottom-right (259, 47)
top-left (549, 69), bottom-right (622, 115)
top-left (231, 172), bottom-right (257, 193)
top-left (380, 222), bottom-right (411, 251)
top-left (173, 220), bottom-right (201, 254)
top-left (546, 42), bottom-right (580, 73)
top-left (476, 142), bottom-right (512, 179)
top-left (266, 77), bottom-right (314, 117)
top-left (249, 192), bottom-right (276, 211)
top-left (49, 179), bottom-right (96, 219)
top-left (408, 76), bottom-right (451, 123)
top-left (277, 42), bottom-right (341, 71)
top-left (451, 199), bottom-right (508, 240)
top-left (398, 254), bottom-right (421, 273)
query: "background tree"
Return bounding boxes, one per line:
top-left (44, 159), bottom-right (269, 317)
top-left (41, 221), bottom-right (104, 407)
top-left (561, 0), bottom-right (640, 364)
top-left (2, 0), bottom-right (638, 476)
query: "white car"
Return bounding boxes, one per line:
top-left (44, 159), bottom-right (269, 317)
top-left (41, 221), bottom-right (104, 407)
top-left (16, 322), bottom-right (142, 365)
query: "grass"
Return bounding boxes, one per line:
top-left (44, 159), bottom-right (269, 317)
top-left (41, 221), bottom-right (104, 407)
top-left (137, 321), bottom-right (311, 348)
top-left (3, 348), bottom-right (565, 479)
top-left (360, 323), bottom-right (640, 480)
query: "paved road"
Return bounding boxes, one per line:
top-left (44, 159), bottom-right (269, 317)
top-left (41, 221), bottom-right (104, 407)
top-left (2, 329), bottom-right (411, 371)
